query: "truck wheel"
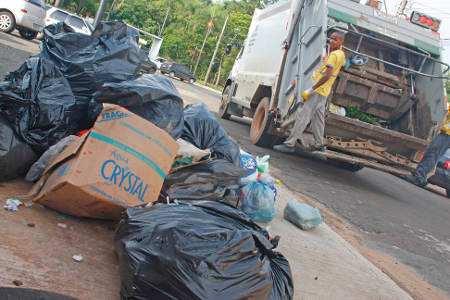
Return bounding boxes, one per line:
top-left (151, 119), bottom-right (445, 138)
top-left (250, 97), bottom-right (279, 148)
top-left (218, 85), bottom-right (231, 120)
top-left (330, 160), bottom-right (364, 172)
top-left (19, 29), bottom-right (37, 40)
top-left (0, 11), bottom-right (15, 33)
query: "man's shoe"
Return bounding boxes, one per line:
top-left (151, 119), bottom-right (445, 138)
top-left (404, 174), bottom-right (427, 187)
top-left (273, 144), bottom-right (296, 154)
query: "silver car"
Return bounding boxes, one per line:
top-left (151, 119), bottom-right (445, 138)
top-left (0, 0), bottom-right (45, 40)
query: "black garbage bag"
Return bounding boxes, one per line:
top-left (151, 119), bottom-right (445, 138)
top-left (163, 159), bottom-right (247, 203)
top-left (181, 103), bottom-right (240, 165)
top-left (115, 201), bottom-right (294, 300)
top-left (0, 57), bottom-right (96, 151)
top-left (0, 116), bottom-right (37, 181)
top-left (40, 21), bottom-right (146, 105)
top-left (94, 74), bottom-right (184, 138)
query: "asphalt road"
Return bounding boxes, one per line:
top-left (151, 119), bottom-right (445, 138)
top-left (172, 80), bottom-right (450, 296)
top-left (0, 31), bottom-right (449, 296)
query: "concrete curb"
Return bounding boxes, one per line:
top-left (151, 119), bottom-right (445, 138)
top-left (194, 83), bottom-right (222, 95)
top-left (268, 181), bottom-right (412, 299)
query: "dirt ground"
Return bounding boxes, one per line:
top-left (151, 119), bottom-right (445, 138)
top-left (0, 181), bottom-right (120, 300)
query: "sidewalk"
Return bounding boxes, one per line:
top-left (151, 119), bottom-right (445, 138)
top-left (271, 184), bottom-right (412, 299)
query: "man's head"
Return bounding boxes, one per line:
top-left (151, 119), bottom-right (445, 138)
top-left (328, 31), bottom-right (345, 51)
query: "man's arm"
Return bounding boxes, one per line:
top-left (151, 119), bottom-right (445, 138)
top-left (312, 65), bottom-right (333, 90)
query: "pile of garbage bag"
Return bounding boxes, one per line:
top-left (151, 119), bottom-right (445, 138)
top-left (181, 103), bottom-right (240, 165)
top-left (40, 22), bottom-right (146, 106)
top-left (116, 201), bottom-right (294, 300)
top-left (0, 21), bottom-right (295, 298)
top-left (0, 21), bottom-right (183, 180)
top-left (0, 116), bottom-right (37, 181)
top-left (0, 57), bottom-right (90, 151)
top-left (94, 74), bottom-right (184, 138)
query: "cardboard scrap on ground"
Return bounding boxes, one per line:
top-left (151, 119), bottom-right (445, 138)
top-left (31, 104), bottom-right (178, 220)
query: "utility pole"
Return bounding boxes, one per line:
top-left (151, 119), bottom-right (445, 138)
top-left (53, 0), bottom-right (62, 7)
top-left (159, 7), bottom-right (170, 36)
top-left (194, 20), bottom-right (213, 75)
top-left (214, 55), bottom-right (223, 86)
top-left (396, 0), bottom-right (408, 16)
top-left (383, 0), bottom-right (388, 14)
top-left (94, 0), bottom-right (109, 28)
top-left (205, 15), bottom-right (228, 83)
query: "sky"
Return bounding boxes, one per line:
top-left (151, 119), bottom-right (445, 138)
top-left (383, 0), bottom-right (450, 64)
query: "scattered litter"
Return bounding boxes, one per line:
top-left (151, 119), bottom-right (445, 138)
top-left (57, 223), bottom-right (67, 229)
top-left (27, 223), bottom-right (35, 228)
top-left (116, 201), bottom-right (294, 299)
top-left (284, 200), bottom-right (323, 230)
top-left (4, 198), bottom-right (23, 212)
top-left (12, 280), bottom-right (23, 286)
top-left (72, 255), bottom-right (83, 262)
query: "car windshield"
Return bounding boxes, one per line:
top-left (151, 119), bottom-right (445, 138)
top-left (28, 0), bottom-right (46, 8)
top-left (50, 10), bottom-right (68, 22)
top-left (66, 16), bottom-right (87, 31)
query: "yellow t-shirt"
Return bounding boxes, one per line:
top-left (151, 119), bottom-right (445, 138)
top-left (441, 108), bottom-right (450, 135)
top-left (312, 49), bottom-right (346, 97)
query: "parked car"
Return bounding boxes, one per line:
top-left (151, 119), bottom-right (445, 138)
top-left (140, 58), bottom-right (158, 74)
top-left (428, 149), bottom-right (450, 197)
top-left (161, 62), bottom-right (196, 83)
top-left (0, 0), bottom-right (45, 40)
top-left (151, 57), bottom-right (166, 70)
top-left (44, 6), bottom-right (92, 35)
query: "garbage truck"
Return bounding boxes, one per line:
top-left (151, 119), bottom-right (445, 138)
top-left (219, 0), bottom-right (449, 175)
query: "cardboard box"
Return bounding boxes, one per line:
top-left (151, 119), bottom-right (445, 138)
top-left (32, 104), bottom-right (178, 220)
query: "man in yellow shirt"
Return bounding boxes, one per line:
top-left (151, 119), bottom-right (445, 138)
top-left (274, 31), bottom-right (346, 153)
top-left (405, 108), bottom-right (450, 187)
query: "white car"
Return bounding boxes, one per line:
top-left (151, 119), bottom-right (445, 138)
top-left (0, 0), bottom-right (46, 40)
top-left (44, 6), bottom-right (92, 35)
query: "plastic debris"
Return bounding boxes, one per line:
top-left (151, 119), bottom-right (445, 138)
top-left (240, 154), bottom-right (277, 223)
top-left (4, 198), bottom-right (23, 212)
top-left (284, 200), bottom-right (323, 230)
top-left (57, 223), bottom-right (67, 229)
top-left (72, 254), bottom-right (83, 262)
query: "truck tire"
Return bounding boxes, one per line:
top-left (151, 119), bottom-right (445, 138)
top-left (19, 28), bottom-right (38, 40)
top-left (218, 85), bottom-right (231, 120)
top-left (330, 160), bottom-right (364, 172)
top-left (0, 11), bottom-right (15, 33)
top-left (250, 97), bottom-right (280, 148)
